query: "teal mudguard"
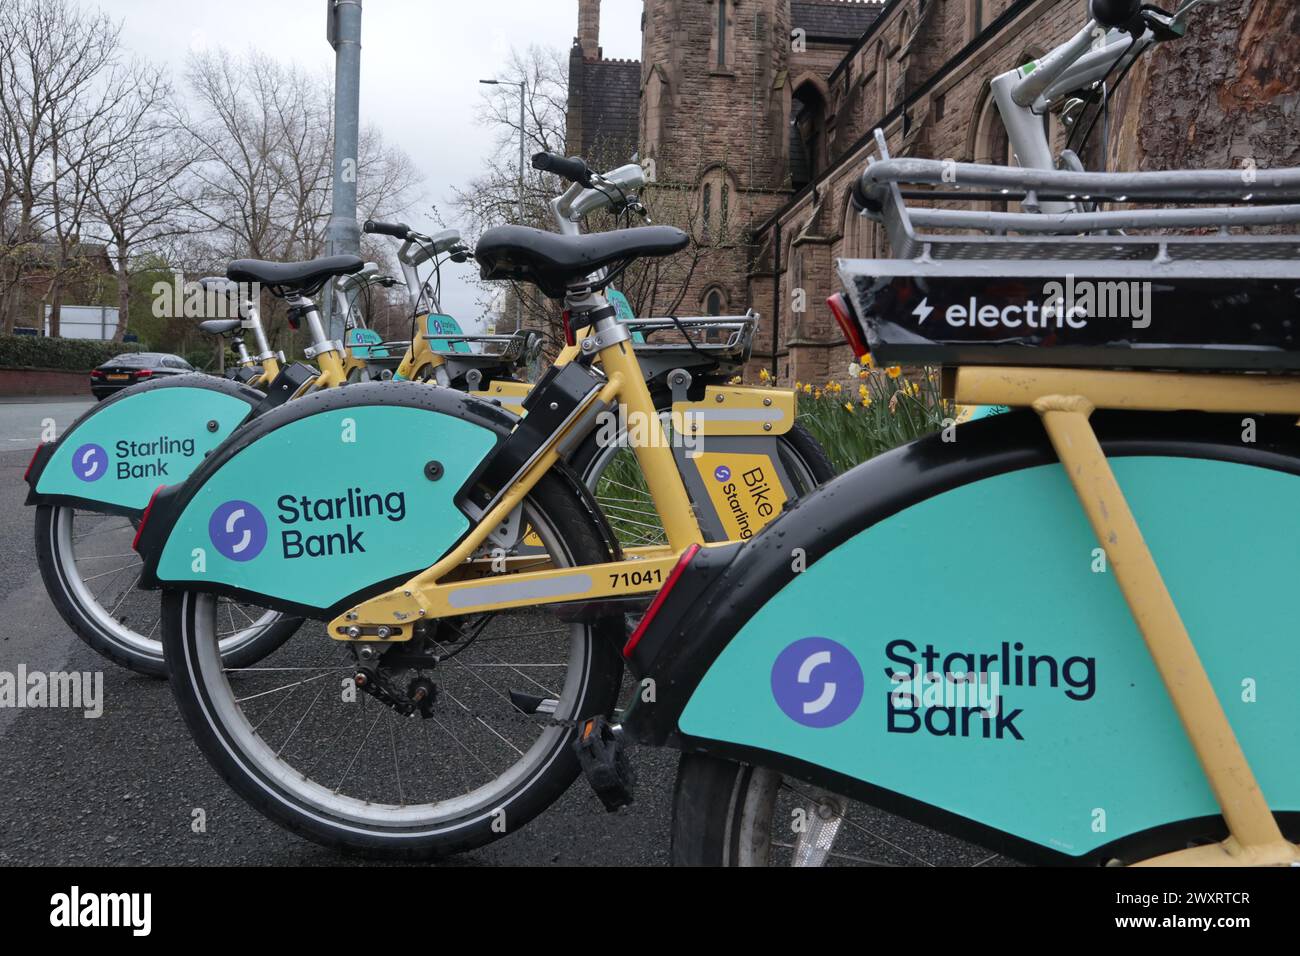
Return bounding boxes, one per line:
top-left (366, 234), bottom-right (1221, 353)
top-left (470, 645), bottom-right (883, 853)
top-left (629, 409), bottom-right (1300, 864)
top-left (135, 382), bottom-right (513, 618)
top-left (25, 376), bottom-right (262, 517)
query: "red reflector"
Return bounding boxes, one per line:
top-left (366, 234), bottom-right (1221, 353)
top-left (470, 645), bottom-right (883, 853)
top-left (132, 484), bottom-right (167, 552)
top-left (827, 293), bottom-right (869, 362)
top-left (623, 543), bottom-right (701, 658)
top-left (23, 443), bottom-right (44, 482)
top-left (561, 310), bottom-right (576, 348)
top-left (90, 369), bottom-right (105, 378)
top-left (134, 368), bottom-right (153, 378)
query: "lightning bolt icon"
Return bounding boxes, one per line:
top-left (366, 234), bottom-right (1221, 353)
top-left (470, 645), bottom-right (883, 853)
top-left (913, 297), bottom-right (934, 324)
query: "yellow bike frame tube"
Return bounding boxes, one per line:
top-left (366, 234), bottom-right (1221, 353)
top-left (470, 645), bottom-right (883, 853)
top-left (598, 337), bottom-right (705, 553)
top-left (1033, 394), bottom-right (1288, 859)
top-left (333, 329), bottom-right (708, 636)
top-left (312, 351), bottom-right (348, 390)
top-left (952, 366), bottom-right (1300, 415)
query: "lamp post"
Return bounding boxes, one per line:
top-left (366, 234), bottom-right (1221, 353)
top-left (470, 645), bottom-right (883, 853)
top-left (480, 77), bottom-right (526, 332)
top-left (326, 0), bottom-right (363, 341)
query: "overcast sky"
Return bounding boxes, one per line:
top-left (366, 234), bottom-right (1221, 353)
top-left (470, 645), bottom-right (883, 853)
top-left (111, 0), bottom-right (644, 329)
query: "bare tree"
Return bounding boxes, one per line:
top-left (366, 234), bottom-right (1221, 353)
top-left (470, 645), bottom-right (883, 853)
top-left (450, 46), bottom-right (573, 346)
top-left (179, 48), bottom-right (422, 355)
top-left (0, 0), bottom-right (124, 334)
top-left (81, 63), bottom-right (194, 341)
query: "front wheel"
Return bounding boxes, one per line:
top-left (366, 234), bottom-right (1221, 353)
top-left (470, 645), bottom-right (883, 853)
top-left (162, 471), bottom-right (623, 859)
top-left (671, 753), bottom-right (1017, 867)
top-left (35, 504), bottom-right (301, 677)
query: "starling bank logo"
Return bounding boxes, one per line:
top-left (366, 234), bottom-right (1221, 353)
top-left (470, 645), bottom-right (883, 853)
top-left (771, 637), bottom-right (864, 728)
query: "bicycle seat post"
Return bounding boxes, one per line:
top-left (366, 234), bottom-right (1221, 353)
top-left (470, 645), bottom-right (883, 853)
top-left (564, 285), bottom-right (630, 360)
top-left (240, 297), bottom-right (277, 365)
top-left (288, 292), bottom-right (341, 363)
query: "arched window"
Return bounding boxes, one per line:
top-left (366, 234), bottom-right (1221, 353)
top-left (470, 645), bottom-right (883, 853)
top-left (875, 43), bottom-right (889, 119)
top-left (645, 68), bottom-right (666, 156)
top-left (698, 166), bottom-right (737, 241)
top-left (968, 85), bottom-right (1015, 211)
top-left (710, 0), bottom-right (735, 72)
top-left (967, 0), bottom-right (985, 41)
top-left (791, 80), bottom-right (828, 189)
top-left (704, 288), bottom-right (726, 316)
top-left (842, 190), bottom-right (866, 258)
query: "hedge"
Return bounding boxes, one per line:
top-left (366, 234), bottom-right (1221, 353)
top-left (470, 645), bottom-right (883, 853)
top-left (0, 335), bottom-right (145, 372)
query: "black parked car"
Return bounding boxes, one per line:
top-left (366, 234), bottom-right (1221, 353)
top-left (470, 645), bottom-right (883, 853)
top-left (90, 352), bottom-right (196, 400)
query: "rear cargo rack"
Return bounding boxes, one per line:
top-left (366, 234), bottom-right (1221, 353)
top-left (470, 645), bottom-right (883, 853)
top-left (837, 130), bottom-right (1300, 372)
top-left (626, 312), bottom-right (757, 364)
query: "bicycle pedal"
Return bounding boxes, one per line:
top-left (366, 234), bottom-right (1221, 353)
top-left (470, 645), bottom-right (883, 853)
top-left (572, 716), bottom-right (636, 812)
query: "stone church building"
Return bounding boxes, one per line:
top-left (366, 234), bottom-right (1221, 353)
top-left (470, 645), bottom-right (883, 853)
top-left (564, 0), bottom-right (1299, 384)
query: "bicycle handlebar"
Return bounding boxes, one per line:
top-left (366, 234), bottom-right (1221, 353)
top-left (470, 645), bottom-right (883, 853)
top-left (532, 152), bottom-right (594, 188)
top-left (363, 220), bottom-right (411, 240)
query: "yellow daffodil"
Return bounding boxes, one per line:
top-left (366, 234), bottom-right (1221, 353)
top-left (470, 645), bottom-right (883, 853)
top-left (887, 366), bottom-right (902, 379)
top-left (759, 367), bottom-right (771, 382)
top-left (843, 402), bottom-right (854, 413)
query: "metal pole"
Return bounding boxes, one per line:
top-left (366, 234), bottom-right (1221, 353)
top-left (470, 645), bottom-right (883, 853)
top-left (517, 80), bottom-right (525, 333)
top-left (325, 0), bottom-right (363, 340)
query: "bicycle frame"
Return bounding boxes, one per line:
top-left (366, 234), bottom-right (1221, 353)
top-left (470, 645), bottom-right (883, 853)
top-left (326, 291), bottom-right (729, 637)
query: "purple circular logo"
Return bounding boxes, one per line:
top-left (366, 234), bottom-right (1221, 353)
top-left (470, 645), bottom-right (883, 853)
top-left (71, 443), bottom-right (108, 482)
top-left (771, 637), bottom-right (864, 728)
top-left (208, 501), bottom-right (267, 562)
top-left (713, 465), bottom-right (732, 482)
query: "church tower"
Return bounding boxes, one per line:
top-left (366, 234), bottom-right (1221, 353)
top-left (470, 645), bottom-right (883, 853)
top-left (638, 0), bottom-right (793, 326)
top-left (640, 0), bottom-right (791, 194)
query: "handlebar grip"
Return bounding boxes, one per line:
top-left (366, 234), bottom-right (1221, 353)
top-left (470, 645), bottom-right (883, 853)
top-left (530, 151), bottom-right (593, 187)
top-left (363, 220), bottom-right (411, 239)
top-left (1089, 0), bottom-right (1141, 28)
top-left (851, 172), bottom-right (882, 215)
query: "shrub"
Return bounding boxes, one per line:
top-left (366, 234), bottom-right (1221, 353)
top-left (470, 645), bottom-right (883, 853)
top-left (0, 335), bottom-right (146, 372)
top-left (784, 365), bottom-right (955, 474)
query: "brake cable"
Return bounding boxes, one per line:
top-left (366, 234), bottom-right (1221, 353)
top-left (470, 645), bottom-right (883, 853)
top-left (1064, 32), bottom-right (1140, 164)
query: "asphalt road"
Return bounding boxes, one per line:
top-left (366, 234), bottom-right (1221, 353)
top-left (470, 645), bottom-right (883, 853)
top-left (0, 395), bottom-right (96, 451)
top-left (0, 401), bottom-right (675, 866)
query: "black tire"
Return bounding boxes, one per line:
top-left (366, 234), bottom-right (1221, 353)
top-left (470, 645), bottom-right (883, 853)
top-left (778, 420), bottom-right (837, 487)
top-left (162, 470), bottom-right (624, 859)
top-left (670, 752), bottom-right (756, 866)
top-left (35, 503), bottom-right (302, 678)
